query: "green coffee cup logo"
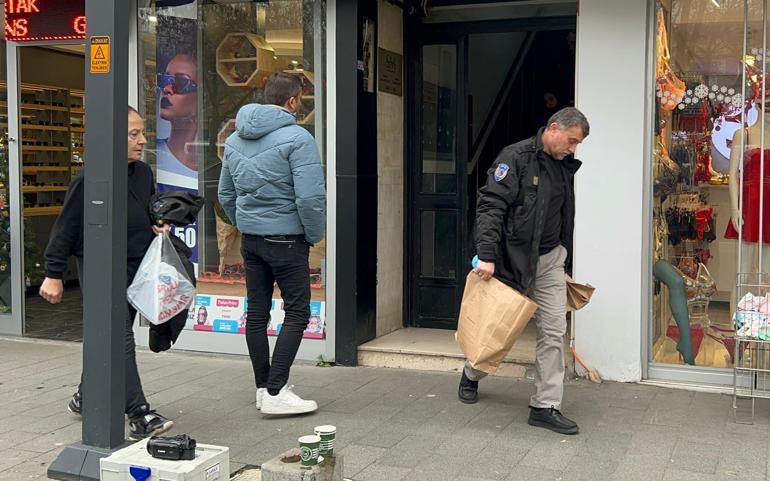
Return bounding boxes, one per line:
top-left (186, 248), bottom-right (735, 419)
top-left (298, 435), bottom-right (321, 466)
top-left (300, 446), bottom-right (313, 461)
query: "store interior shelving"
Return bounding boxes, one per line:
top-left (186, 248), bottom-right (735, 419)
top-left (0, 82), bottom-right (85, 218)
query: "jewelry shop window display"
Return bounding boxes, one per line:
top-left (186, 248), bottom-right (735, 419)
top-left (649, 2), bottom-right (762, 369)
top-left (138, 1), bottom-right (328, 343)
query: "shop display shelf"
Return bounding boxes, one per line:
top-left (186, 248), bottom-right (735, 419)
top-left (218, 57), bottom-right (260, 63)
top-left (24, 206), bottom-right (63, 217)
top-left (215, 33), bottom-right (278, 87)
top-left (23, 186), bottom-right (69, 193)
top-left (20, 103), bottom-right (69, 112)
top-left (216, 119), bottom-right (236, 161)
top-left (70, 108), bottom-right (85, 115)
top-left (22, 125), bottom-right (69, 132)
top-left (23, 166), bottom-right (69, 173)
top-left (23, 146), bottom-right (68, 152)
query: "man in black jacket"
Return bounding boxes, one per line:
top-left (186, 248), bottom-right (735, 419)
top-left (39, 106), bottom-right (174, 440)
top-left (459, 107), bottom-right (589, 435)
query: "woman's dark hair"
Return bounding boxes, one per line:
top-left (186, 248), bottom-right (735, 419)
top-left (264, 72), bottom-right (303, 106)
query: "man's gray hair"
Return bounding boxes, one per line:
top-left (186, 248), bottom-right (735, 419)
top-left (547, 107), bottom-right (589, 137)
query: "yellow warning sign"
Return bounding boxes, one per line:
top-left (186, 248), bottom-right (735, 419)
top-left (90, 36), bottom-right (110, 74)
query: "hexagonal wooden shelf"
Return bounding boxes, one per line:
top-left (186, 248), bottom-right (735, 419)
top-left (216, 119), bottom-right (237, 161)
top-left (283, 68), bottom-right (315, 126)
top-left (216, 33), bottom-right (278, 88)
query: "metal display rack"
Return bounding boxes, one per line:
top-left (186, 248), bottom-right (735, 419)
top-left (733, 272), bottom-right (770, 423)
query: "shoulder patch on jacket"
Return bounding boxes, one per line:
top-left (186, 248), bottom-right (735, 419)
top-left (493, 163), bottom-right (510, 182)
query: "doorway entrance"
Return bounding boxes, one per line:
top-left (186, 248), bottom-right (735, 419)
top-left (406, 16), bottom-right (576, 329)
top-left (13, 45), bottom-right (86, 341)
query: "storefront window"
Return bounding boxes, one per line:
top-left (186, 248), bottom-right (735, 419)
top-left (138, 0), bottom-right (327, 339)
top-left (651, 1), bottom-right (770, 369)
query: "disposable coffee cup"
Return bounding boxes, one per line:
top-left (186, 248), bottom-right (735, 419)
top-left (314, 425), bottom-right (336, 456)
top-left (298, 435), bottom-right (321, 466)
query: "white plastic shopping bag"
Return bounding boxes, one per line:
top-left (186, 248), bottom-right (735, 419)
top-left (127, 233), bottom-right (195, 325)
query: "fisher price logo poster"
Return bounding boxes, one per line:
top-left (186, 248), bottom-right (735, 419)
top-left (191, 294), bottom-right (326, 339)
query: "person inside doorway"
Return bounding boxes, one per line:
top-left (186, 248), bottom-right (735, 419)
top-left (218, 72), bottom-right (326, 416)
top-left (157, 53), bottom-right (198, 182)
top-left (39, 106), bottom-right (175, 440)
top-left (460, 107), bottom-right (589, 435)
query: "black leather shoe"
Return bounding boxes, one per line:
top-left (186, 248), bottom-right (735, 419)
top-left (458, 372), bottom-right (479, 404)
top-left (528, 406), bottom-right (579, 435)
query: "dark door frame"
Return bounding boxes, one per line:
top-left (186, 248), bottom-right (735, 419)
top-left (403, 15), bottom-right (577, 330)
top-left (406, 33), bottom-right (469, 329)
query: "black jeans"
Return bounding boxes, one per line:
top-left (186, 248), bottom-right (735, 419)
top-left (242, 234), bottom-right (311, 392)
top-left (76, 257), bottom-right (149, 418)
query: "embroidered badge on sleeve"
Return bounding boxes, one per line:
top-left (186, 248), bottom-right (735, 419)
top-left (493, 163), bottom-right (510, 182)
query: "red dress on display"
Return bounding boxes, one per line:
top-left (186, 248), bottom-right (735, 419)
top-left (724, 148), bottom-right (770, 243)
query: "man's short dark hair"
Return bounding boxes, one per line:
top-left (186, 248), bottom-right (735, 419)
top-left (547, 107), bottom-right (590, 137)
top-left (264, 72), bottom-right (303, 106)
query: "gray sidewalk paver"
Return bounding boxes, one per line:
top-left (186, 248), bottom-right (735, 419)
top-left (0, 337), bottom-right (769, 481)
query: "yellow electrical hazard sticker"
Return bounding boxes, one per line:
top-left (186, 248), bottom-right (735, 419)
top-left (90, 36), bottom-right (110, 74)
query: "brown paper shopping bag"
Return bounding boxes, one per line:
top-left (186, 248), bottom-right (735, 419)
top-left (566, 275), bottom-right (595, 312)
top-left (455, 272), bottom-right (539, 374)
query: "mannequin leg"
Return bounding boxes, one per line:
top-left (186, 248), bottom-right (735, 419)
top-left (654, 260), bottom-right (696, 365)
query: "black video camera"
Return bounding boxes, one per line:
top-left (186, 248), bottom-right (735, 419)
top-left (147, 434), bottom-right (197, 461)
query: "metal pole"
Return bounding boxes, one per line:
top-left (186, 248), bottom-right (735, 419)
top-left (740, 0), bottom-right (748, 274)
top-left (81, 0), bottom-right (129, 450)
top-left (756, 0), bottom-right (767, 270)
top-left (6, 42), bottom-right (23, 337)
top-left (48, 0), bottom-right (129, 478)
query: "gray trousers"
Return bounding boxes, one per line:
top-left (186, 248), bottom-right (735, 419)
top-left (465, 245), bottom-right (568, 409)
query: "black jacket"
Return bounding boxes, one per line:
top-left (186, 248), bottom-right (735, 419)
top-left (475, 129), bottom-right (581, 292)
top-left (44, 161), bottom-right (157, 279)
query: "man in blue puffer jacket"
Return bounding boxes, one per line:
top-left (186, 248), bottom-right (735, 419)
top-left (218, 72), bottom-right (326, 416)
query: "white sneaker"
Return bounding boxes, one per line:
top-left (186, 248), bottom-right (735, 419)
top-left (261, 385), bottom-right (318, 415)
top-left (256, 388), bottom-right (267, 410)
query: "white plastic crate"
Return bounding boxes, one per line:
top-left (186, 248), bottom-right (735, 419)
top-left (100, 438), bottom-right (229, 481)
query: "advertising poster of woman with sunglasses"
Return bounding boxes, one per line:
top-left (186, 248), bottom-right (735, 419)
top-left (156, 12), bottom-right (200, 269)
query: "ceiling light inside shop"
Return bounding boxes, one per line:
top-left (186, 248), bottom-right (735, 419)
top-left (148, 15), bottom-right (158, 22)
top-left (711, 0), bottom-right (720, 7)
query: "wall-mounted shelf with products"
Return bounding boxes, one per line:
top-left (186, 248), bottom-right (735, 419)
top-left (0, 82), bottom-right (85, 217)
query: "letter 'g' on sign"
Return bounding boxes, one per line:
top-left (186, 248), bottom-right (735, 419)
top-left (90, 36), bottom-right (110, 74)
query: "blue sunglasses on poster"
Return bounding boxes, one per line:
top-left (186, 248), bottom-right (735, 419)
top-left (157, 73), bottom-right (197, 94)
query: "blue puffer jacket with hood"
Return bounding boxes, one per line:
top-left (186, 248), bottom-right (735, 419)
top-left (218, 104), bottom-right (326, 244)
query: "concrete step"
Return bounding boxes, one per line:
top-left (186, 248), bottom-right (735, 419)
top-left (357, 327), bottom-right (537, 378)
